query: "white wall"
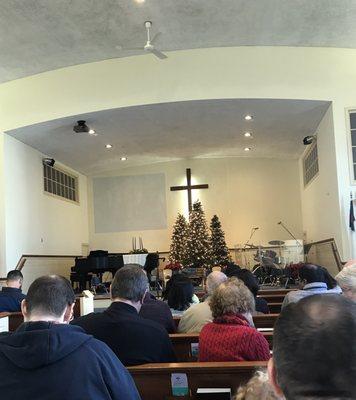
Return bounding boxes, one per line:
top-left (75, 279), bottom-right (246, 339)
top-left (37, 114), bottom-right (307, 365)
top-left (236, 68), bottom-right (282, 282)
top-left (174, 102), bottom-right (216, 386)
top-left (299, 105), bottom-right (343, 250)
top-left (0, 133), bottom-right (6, 275)
top-left (89, 157), bottom-right (302, 253)
top-left (2, 46), bottom-right (356, 259)
top-left (3, 135), bottom-right (89, 271)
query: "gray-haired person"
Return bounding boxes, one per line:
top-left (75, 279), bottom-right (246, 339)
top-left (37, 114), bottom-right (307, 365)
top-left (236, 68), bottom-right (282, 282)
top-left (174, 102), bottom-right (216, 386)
top-left (72, 265), bottom-right (176, 366)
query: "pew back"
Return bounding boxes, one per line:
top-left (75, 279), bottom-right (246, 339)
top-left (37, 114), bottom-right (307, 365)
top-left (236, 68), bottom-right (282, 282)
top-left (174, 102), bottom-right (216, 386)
top-left (173, 313), bottom-right (279, 330)
top-left (0, 312), bottom-right (23, 331)
top-left (128, 361), bottom-right (268, 400)
top-left (170, 332), bottom-right (273, 362)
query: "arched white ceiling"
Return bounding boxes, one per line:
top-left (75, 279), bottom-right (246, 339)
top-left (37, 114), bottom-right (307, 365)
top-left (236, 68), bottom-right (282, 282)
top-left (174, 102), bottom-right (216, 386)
top-left (1, 0), bottom-right (356, 82)
top-left (6, 99), bottom-right (329, 174)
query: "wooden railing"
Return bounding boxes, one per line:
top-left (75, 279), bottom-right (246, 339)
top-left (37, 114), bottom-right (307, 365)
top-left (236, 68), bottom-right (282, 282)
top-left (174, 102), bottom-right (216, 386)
top-left (15, 254), bottom-right (81, 271)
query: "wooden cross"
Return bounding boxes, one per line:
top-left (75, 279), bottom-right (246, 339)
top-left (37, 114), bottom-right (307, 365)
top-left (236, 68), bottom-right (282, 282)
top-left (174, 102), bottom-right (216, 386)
top-left (170, 168), bottom-right (209, 212)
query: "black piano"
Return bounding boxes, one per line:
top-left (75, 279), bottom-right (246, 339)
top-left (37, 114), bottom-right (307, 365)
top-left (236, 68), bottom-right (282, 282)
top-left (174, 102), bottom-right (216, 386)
top-left (70, 251), bottom-right (160, 292)
top-left (70, 250), bottom-right (124, 292)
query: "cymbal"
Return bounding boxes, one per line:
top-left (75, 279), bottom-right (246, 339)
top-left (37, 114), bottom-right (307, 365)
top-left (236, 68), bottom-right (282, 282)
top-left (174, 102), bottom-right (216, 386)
top-left (269, 240), bottom-right (285, 246)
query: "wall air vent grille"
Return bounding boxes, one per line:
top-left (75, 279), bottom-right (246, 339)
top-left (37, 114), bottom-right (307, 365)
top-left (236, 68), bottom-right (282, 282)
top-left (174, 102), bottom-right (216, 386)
top-left (303, 140), bottom-right (319, 187)
top-left (43, 164), bottom-right (78, 203)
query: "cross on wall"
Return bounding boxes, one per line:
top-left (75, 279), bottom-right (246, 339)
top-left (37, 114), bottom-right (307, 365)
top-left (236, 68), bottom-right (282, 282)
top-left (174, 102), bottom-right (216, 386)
top-left (170, 168), bottom-right (209, 213)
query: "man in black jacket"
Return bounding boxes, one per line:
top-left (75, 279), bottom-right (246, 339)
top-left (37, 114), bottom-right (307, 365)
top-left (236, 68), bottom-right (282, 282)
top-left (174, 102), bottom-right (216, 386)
top-left (0, 270), bottom-right (26, 312)
top-left (0, 275), bottom-right (140, 400)
top-left (72, 265), bottom-right (176, 366)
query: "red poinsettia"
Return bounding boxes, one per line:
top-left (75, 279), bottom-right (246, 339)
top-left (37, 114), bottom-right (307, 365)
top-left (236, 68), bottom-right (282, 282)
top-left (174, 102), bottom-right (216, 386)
top-left (164, 262), bottom-right (183, 271)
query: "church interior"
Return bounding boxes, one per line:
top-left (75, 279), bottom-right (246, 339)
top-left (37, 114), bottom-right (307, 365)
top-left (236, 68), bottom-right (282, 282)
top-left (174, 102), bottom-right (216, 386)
top-left (1, 1), bottom-right (356, 399)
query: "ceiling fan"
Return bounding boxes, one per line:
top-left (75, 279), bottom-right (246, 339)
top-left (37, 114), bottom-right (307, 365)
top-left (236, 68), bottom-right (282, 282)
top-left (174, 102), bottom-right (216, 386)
top-left (118, 21), bottom-right (167, 60)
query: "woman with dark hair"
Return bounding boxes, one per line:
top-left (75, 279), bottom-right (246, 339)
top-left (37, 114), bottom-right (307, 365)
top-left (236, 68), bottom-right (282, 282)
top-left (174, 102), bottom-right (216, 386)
top-left (164, 274), bottom-right (199, 316)
top-left (318, 265), bottom-right (341, 293)
top-left (228, 268), bottom-right (270, 314)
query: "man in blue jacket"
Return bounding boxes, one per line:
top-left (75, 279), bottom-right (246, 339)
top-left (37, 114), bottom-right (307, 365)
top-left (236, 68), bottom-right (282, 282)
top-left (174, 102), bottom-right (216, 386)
top-left (0, 274), bottom-right (141, 400)
top-left (0, 270), bottom-right (26, 312)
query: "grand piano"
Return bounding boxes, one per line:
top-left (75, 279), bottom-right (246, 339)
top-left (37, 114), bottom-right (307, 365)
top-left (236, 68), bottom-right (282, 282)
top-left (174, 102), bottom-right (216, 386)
top-left (70, 250), bottom-right (160, 292)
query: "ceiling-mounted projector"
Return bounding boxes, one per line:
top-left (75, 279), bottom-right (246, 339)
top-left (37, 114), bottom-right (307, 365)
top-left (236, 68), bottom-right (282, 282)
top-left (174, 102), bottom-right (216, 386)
top-left (73, 120), bottom-right (90, 133)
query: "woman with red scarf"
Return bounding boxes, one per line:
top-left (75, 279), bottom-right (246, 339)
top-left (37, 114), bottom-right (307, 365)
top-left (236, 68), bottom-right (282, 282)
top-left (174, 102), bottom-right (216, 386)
top-left (198, 278), bottom-right (270, 362)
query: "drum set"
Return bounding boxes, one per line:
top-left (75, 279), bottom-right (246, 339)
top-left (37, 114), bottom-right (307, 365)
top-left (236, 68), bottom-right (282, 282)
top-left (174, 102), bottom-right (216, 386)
top-left (251, 240), bottom-right (290, 286)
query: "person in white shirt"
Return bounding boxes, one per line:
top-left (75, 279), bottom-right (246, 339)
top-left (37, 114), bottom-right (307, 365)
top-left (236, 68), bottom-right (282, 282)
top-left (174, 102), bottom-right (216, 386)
top-left (282, 264), bottom-right (337, 309)
top-left (177, 271), bottom-right (227, 332)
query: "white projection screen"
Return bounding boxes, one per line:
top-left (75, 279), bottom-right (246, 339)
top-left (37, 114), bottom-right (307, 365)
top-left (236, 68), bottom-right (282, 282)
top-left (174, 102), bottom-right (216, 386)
top-left (93, 173), bottom-right (167, 233)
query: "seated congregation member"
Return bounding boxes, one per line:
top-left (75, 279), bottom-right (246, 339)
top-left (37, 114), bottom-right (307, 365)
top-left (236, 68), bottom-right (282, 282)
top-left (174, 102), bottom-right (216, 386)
top-left (177, 271), bottom-right (227, 333)
top-left (72, 265), bottom-right (176, 366)
top-left (234, 269), bottom-right (270, 314)
top-left (319, 265), bottom-right (342, 293)
top-left (234, 371), bottom-right (281, 400)
top-left (268, 294), bottom-right (356, 399)
top-left (164, 274), bottom-right (199, 316)
top-left (0, 275), bottom-right (140, 400)
top-left (199, 278), bottom-right (270, 362)
top-left (335, 263), bottom-right (356, 301)
top-left (224, 262), bottom-right (242, 277)
top-left (0, 270), bottom-right (26, 312)
top-left (282, 263), bottom-right (331, 308)
top-left (139, 291), bottom-right (176, 333)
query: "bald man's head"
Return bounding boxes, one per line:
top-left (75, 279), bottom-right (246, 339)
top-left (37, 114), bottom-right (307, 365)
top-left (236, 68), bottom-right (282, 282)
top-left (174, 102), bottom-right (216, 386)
top-left (271, 294), bottom-right (356, 399)
top-left (206, 271), bottom-right (227, 295)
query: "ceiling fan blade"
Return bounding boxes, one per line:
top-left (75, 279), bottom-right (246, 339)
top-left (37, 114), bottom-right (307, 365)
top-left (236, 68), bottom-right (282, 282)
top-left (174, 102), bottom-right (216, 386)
top-left (150, 32), bottom-right (162, 45)
top-left (150, 48), bottom-right (168, 60)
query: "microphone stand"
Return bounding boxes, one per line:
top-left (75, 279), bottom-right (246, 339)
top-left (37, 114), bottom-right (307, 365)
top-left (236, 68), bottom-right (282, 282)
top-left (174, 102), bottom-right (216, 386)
top-left (278, 221), bottom-right (304, 253)
top-left (243, 228), bottom-right (258, 267)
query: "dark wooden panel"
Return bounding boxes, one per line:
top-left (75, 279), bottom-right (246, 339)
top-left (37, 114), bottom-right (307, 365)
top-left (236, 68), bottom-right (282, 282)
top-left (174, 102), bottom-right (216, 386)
top-left (128, 361), bottom-right (268, 400)
top-left (0, 312), bottom-right (24, 331)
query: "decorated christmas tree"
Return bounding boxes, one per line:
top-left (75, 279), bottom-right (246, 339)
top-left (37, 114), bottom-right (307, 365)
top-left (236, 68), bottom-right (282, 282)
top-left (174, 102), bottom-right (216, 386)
top-left (185, 200), bottom-right (212, 268)
top-left (169, 213), bottom-right (188, 265)
top-left (210, 215), bottom-right (230, 266)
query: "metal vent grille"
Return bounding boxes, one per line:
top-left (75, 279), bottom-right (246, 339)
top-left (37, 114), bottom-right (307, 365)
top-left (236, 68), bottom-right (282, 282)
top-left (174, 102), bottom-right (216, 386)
top-left (43, 164), bottom-right (78, 202)
top-left (303, 141), bottom-right (319, 186)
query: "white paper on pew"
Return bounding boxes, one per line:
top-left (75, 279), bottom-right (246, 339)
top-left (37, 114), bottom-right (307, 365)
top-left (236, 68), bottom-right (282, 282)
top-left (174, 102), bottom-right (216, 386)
top-left (171, 373), bottom-right (189, 396)
top-left (80, 290), bottom-right (94, 316)
top-left (257, 328), bottom-right (273, 331)
top-left (0, 316), bottom-right (9, 332)
top-left (197, 388), bottom-right (231, 393)
top-left (191, 342), bottom-right (199, 357)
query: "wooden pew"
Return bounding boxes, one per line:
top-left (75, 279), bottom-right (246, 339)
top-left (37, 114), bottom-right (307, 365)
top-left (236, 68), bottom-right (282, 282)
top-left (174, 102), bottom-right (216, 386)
top-left (259, 288), bottom-right (294, 296)
top-left (258, 294), bottom-right (287, 304)
top-left (170, 332), bottom-right (273, 362)
top-left (253, 313), bottom-right (279, 329)
top-left (128, 361), bottom-right (268, 400)
top-left (0, 312), bottom-right (23, 331)
top-left (267, 302), bottom-right (282, 314)
top-left (174, 313), bottom-right (279, 330)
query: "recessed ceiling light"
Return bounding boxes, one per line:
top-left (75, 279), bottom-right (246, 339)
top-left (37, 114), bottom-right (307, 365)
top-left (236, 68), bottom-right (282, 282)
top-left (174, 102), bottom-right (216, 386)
top-left (244, 147), bottom-right (251, 152)
top-left (88, 129), bottom-right (96, 135)
top-left (134, 0), bottom-right (145, 3)
top-left (244, 132), bottom-right (252, 138)
top-left (120, 157), bottom-right (127, 161)
top-left (105, 144), bottom-right (113, 149)
top-left (244, 115), bottom-right (253, 121)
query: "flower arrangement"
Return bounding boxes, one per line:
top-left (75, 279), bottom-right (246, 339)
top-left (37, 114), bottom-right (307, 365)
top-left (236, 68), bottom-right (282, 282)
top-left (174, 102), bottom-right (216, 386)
top-left (164, 261), bottom-right (183, 271)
